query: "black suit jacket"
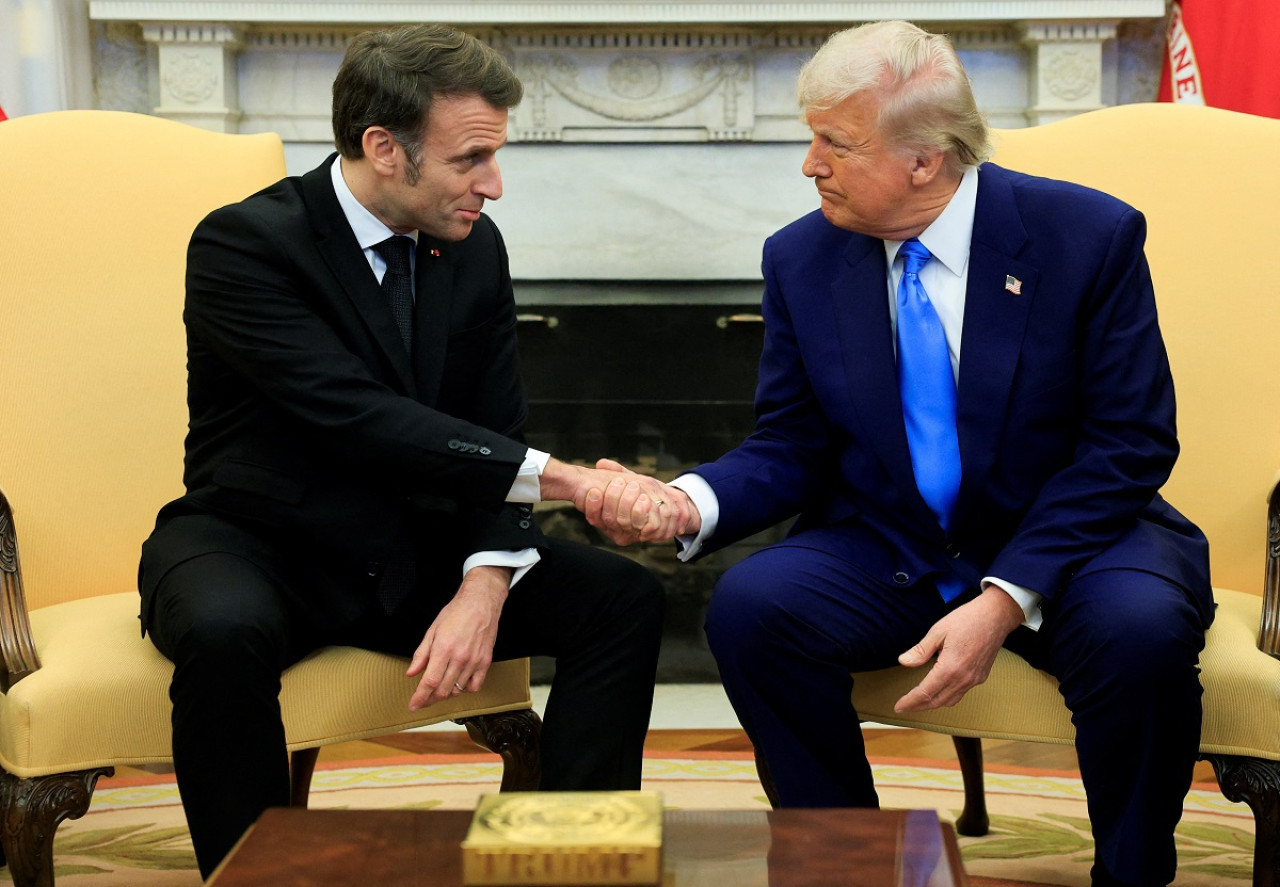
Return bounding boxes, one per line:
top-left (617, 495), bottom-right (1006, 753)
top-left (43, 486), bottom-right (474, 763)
top-left (140, 154), bottom-right (543, 631)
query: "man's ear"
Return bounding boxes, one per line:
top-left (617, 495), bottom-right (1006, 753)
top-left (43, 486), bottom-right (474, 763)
top-left (909, 149), bottom-right (946, 186)
top-left (361, 126), bottom-right (400, 178)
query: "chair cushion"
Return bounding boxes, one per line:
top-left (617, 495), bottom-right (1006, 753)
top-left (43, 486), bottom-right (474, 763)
top-left (0, 593), bottom-right (531, 778)
top-left (850, 587), bottom-right (1279, 761)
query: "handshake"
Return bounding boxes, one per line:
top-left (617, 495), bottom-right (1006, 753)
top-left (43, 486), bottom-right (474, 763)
top-left (539, 457), bottom-right (702, 546)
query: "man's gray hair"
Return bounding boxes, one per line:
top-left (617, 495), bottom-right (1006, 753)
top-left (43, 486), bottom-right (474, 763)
top-left (797, 21), bottom-right (992, 176)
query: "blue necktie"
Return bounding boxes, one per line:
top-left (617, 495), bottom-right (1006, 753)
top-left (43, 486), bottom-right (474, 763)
top-left (896, 239), bottom-right (965, 601)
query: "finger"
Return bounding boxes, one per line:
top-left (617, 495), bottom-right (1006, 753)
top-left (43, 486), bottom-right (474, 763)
top-left (601, 477), bottom-right (627, 524)
top-left (621, 484), bottom-right (654, 530)
top-left (409, 673), bottom-right (448, 711)
top-left (406, 630), bottom-right (436, 677)
top-left (583, 488), bottom-right (605, 526)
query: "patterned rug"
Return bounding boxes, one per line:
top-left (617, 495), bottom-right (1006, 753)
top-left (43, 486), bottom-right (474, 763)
top-left (13, 749), bottom-right (1253, 886)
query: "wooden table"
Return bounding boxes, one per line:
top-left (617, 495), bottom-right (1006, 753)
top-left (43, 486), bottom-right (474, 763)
top-left (209, 806), bottom-right (967, 886)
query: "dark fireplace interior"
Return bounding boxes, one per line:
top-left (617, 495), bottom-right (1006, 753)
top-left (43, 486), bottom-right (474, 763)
top-left (515, 281), bottom-right (790, 683)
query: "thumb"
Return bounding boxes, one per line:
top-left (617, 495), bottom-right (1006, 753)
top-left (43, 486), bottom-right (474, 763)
top-left (898, 633), bottom-right (940, 668)
top-left (595, 458), bottom-right (631, 474)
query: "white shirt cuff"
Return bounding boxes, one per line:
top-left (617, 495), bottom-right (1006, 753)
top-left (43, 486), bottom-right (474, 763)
top-left (669, 473), bottom-right (720, 561)
top-left (982, 576), bottom-right (1044, 631)
top-left (463, 548), bottom-right (541, 587)
top-left (506, 447), bottom-right (550, 503)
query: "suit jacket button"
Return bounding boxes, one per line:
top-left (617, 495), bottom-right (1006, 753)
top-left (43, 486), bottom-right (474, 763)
top-left (519, 519), bottom-right (531, 529)
top-left (945, 543), bottom-right (961, 558)
top-left (448, 439), bottom-right (461, 450)
top-left (365, 562), bottom-right (382, 578)
top-left (893, 571), bottom-right (910, 585)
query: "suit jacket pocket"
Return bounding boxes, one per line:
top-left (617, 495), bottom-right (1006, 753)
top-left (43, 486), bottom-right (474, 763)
top-left (212, 459), bottom-right (307, 505)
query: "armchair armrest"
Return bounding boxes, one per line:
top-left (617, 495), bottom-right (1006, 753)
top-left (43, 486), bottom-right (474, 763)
top-left (1260, 476), bottom-right (1280, 658)
top-left (0, 488), bottom-right (41, 690)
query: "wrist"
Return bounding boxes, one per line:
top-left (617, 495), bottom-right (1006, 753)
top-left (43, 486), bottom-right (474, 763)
top-left (538, 457), bottom-right (580, 502)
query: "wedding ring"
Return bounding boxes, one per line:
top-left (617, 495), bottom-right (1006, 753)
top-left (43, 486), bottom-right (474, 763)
top-left (653, 498), bottom-right (665, 507)
top-left (453, 682), bottom-right (465, 692)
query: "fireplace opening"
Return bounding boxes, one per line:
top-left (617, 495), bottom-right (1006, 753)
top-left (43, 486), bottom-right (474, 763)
top-left (515, 281), bottom-right (790, 683)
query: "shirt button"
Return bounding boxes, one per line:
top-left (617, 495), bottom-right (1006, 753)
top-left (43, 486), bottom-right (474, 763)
top-left (893, 571), bottom-right (910, 585)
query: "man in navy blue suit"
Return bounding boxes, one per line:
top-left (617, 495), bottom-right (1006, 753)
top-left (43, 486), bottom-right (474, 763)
top-left (584, 20), bottom-right (1213, 887)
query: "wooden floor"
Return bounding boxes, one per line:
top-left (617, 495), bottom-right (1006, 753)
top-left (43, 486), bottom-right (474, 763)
top-left (310, 727), bottom-right (1218, 785)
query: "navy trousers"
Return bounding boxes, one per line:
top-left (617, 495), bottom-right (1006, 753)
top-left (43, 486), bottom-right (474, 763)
top-left (704, 525), bottom-right (1206, 887)
top-left (147, 537), bottom-right (664, 879)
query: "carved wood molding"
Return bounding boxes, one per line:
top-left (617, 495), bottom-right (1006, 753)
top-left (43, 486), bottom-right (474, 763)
top-left (0, 491), bottom-right (41, 692)
top-left (0, 767), bottom-right (114, 886)
top-left (1261, 479), bottom-right (1280, 657)
top-left (458, 709), bottom-right (542, 792)
top-left (1205, 754), bottom-right (1280, 884)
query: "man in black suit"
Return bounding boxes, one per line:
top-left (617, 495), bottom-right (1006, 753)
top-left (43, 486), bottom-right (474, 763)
top-left (139, 23), bottom-right (664, 878)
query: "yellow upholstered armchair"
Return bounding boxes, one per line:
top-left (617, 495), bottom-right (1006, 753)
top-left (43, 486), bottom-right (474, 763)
top-left (0, 111), bottom-right (540, 887)
top-left (831, 104), bottom-right (1280, 886)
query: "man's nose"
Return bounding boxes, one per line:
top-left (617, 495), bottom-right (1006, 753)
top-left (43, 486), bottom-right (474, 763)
top-left (802, 143), bottom-right (828, 179)
top-left (476, 159), bottom-right (503, 201)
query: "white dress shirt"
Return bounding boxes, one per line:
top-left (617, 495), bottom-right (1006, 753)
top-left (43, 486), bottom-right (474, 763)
top-left (674, 166), bottom-right (1043, 628)
top-left (330, 158), bottom-right (544, 584)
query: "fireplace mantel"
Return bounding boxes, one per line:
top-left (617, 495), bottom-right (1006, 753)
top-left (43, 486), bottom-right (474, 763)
top-left (87, 0), bottom-right (1169, 279)
top-left (90, 0), bottom-right (1167, 135)
top-left (89, 1), bottom-right (1164, 24)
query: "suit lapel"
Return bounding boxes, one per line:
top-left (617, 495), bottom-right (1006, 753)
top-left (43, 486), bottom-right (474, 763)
top-left (829, 234), bottom-right (932, 523)
top-left (411, 236), bottom-right (455, 406)
top-left (301, 156), bottom-right (417, 394)
top-left (954, 164), bottom-right (1037, 525)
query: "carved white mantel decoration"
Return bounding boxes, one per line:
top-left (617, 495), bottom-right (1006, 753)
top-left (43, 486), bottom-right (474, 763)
top-left (1021, 21), bottom-right (1118, 125)
top-left (142, 23), bottom-right (244, 132)
top-left (91, 0), bottom-right (1166, 138)
top-left (88, 0), bottom-right (1169, 279)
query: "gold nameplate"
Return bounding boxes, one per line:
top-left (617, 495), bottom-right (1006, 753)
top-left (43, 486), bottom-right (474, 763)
top-left (461, 791), bottom-right (663, 885)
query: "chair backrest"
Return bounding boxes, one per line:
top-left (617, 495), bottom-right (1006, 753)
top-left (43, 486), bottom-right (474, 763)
top-left (990, 103), bottom-right (1280, 594)
top-left (0, 110), bottom-right (286, 609)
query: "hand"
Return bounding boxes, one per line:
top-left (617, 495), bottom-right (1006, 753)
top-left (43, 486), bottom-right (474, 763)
top-left (405, 565), bottom-right (509, 711)
top-left (893, 585), bottom-right (1025, 713)
top-left (581, 458), bottom-right (702, 546)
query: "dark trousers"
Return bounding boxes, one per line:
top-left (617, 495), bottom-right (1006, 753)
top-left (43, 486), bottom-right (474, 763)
top-left (704, 525), bottom-right (1207, 887)
top-left (147, 537), bottom-right (664, 879)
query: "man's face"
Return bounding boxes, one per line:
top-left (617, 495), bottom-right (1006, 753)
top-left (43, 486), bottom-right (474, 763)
top-left (382, 93), bottom-right (508, 241)
top-left (801, 91), bottom-right (918, 239)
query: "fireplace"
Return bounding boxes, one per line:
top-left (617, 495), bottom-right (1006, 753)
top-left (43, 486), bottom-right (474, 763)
top-left (516, 281), bottom-right (789, 682)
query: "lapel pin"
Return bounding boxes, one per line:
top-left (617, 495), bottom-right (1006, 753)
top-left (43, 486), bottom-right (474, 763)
top-left (1004, 274), bottom-right (1022, 295)
top-left (430, 248), bottom-right (441, 257)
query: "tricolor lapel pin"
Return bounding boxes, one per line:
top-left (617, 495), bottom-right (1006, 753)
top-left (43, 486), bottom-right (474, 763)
top-left (1004, 274), bottom-right (1022, 295)
top-left (430, 248), bottom-right (441, 257)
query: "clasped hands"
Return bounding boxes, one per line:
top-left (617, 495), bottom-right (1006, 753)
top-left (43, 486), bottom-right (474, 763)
top-left (542, 457), bottom-right (701, 546)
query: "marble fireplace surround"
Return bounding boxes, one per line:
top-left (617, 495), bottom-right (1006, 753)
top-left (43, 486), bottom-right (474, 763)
top-left (89, 0), bottom-right (1168, 280)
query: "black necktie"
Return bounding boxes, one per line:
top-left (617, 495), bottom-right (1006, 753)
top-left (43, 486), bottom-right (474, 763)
top-left (373, 235), bottom-right (415, 353)
top-left (371, 236), bottom-right (417, 611)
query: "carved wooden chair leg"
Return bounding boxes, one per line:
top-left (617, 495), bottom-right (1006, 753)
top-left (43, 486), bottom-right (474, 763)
top-left (1204, 753), bottom-right (1280, 887)
top-left (752, 745), bottom-right (780, 808)
top-left (289, 747), bottom-right (322, 809)
top-left (458, 709), bottom-right (543, 791)
top-left (952, 736), bottom-right (990, 836)
top-left (0, 766), bottom-right (113, 887)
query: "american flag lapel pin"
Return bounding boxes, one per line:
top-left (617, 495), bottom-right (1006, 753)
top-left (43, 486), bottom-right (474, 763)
top-left (1004, 274), bottom-right (1022, 295)
top-left (430, 247), bottom-right (441, 257)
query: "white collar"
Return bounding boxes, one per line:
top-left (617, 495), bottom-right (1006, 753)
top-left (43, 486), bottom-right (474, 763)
top-left (329, 156), bottom-right (419, 251)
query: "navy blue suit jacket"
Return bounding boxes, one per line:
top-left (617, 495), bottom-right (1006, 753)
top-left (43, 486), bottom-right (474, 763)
top-left (692, 163), bottom-right (1211, 620)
